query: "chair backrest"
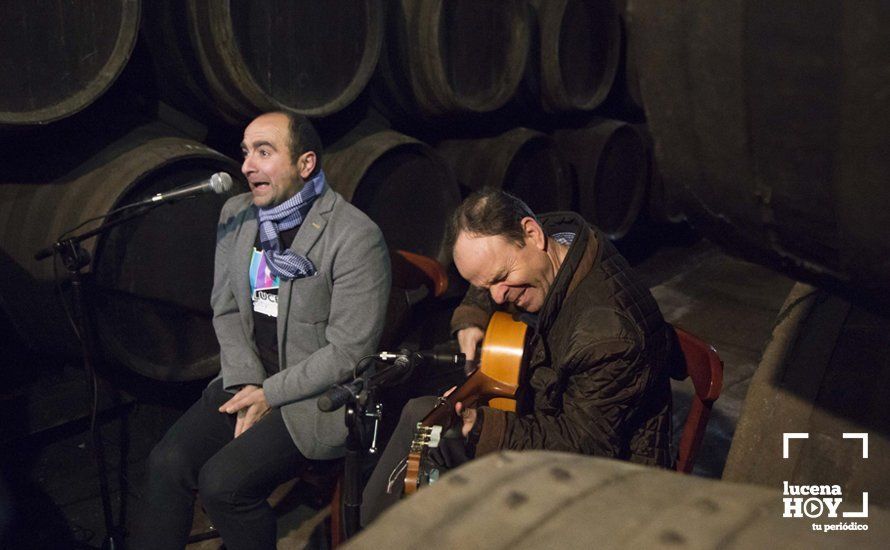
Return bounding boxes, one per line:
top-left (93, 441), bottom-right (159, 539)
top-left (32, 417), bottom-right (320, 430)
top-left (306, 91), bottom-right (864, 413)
top-left (391, 249), bottom-right (449, 298)
top-left (672, 326), bottom-right (724, 473)
top-left (383, 250), bottom-right (449, 348)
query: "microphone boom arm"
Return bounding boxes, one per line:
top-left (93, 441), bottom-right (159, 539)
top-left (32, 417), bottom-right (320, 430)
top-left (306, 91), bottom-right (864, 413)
top-left (34, 202), bottom-right (158, 262)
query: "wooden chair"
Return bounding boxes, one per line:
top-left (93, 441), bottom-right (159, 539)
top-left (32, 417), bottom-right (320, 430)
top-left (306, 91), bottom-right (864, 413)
top-left (381, 250), bottom-right (450, 349)
top-left (672, 326), bottom-right (724, 474)
top-left (390, 249), bottom-right (449, 298)
top-left (187, 460), bottom-right (342, 547)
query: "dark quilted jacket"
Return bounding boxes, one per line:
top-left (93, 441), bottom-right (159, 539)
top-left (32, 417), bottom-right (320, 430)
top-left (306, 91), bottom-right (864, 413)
top-left (450, 212), bottom-right (674, 467)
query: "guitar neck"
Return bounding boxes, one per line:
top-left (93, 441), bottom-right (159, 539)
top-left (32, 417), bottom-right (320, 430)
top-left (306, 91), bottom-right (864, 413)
top-left (419, 367), bottom-right (516, 429)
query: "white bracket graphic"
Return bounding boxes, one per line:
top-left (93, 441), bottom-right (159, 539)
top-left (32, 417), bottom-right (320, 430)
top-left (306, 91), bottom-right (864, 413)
top-left (843, 433), bottom-right (869, 459)
top-left (843, 492), bottom-right (869, 518)
top-left (783, 432), bottom-right (809, 459)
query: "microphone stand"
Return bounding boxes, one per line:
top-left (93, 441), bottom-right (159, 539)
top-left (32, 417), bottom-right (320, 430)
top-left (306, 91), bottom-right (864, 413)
top-left (36, 203), bottom-right (160, 550)
top-left (342, 383), bottom-right (373, 541)
top-left (338, 355), bottom-right (417, 540)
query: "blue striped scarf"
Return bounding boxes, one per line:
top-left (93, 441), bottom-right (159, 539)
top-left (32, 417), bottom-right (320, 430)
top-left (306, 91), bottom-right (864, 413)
top-left (256, 170), bottom-right (326, 280)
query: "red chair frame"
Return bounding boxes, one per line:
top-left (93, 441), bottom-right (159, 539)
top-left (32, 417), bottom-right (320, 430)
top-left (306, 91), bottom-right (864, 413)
top-left (672, 326), bottom-right (724, 474)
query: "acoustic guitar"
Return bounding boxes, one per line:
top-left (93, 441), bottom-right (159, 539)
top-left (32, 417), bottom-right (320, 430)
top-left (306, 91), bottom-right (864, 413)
top-left (403, 311), bottom-right (528, 495)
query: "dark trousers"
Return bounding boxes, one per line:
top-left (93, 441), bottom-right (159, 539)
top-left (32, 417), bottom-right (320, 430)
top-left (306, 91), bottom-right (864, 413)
top-left (130, 379), bottom-right (306, 550)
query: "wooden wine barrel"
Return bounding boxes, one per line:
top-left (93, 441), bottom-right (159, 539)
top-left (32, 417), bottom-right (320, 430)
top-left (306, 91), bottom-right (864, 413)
top-left (346, 451), bottom-right (889, 548)
top-left (553, 119), bottom-right (647, 239)
top-left (373, 0), bottom-right (530, 119)
top-left (630, 123), bottom-right (685, 225)
top-left (0, 126), bottom-right (243, 381)
top-left (647, 173), bottom-right (687, 227)
top-left (324, 130), bottom-right (461, 265)
top-left (530, 0), bottom-right (621, 113)
top-left (647, 164), bottom-right (686, 226)
top-left (436, 128), bottom-right (573, 215)
top-left (724, 283), bottom-right (890, 507)
top-left (0, 0), bottom-right (140, 125)
top-left (618, 0), bottom-right (645, 112)
top-left (142, 0), bottom-right (383, 124)
top-left (635, 2), bottom-right (890, 310)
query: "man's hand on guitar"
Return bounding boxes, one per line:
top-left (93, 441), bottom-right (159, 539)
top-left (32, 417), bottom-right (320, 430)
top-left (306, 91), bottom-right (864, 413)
top-left (455, 401), bottom-right (477, 438)
top-left (443, 386), bottom-right (478, 438)
top-left (456, 326), bottom-right (485, 362)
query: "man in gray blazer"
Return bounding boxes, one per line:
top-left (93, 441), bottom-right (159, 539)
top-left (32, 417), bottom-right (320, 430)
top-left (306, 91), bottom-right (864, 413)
top-left (131, 112), bottom-right (390, 550)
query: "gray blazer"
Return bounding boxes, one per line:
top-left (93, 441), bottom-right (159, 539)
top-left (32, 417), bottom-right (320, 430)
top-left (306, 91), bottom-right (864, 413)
top-left (210, 184), bottom-right (390, 459)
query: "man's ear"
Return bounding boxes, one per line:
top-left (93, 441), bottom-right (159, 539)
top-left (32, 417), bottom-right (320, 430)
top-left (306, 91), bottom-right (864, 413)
top-left (521, 216), bottom-right (546, 250)
top-left (297, 151), bottom-right (317, 179)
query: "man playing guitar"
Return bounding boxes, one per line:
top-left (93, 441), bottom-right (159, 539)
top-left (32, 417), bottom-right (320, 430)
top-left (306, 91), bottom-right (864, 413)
top-left (362, 188), bottom-right (675, 525)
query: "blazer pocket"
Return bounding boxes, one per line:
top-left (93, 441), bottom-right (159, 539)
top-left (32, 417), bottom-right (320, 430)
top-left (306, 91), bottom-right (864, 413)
top-left (284, 274), bottom-right (331, 323)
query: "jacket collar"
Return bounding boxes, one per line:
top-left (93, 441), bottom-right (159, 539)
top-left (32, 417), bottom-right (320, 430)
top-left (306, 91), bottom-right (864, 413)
top-left (286, 182), bottom-right (335, 256)
top-left (230, 184), bottom-right (337, 343)
top-left (232, 182), bottom-right (336, 269)
top-left (535, 211), bottom-right (600, 333)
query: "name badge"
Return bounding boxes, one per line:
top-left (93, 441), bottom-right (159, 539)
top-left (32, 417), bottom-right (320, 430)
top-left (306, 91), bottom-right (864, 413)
top-left (249, 248), bottom-right (279, 318)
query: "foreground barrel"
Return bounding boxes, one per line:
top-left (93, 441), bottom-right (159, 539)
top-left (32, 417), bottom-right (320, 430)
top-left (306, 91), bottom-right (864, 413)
top-left (436, 128), bottom-right (573, 214)
top-left (530, 0), bottom-right (620, 113)
top-left (374, 0), bottom-right (530, 119)
top-left (554, 119), bottom-right (647, 239)
top-left (143, 0), bottom-right (383, 124)
top-left (345, 451), bottom-right (889, 548)
top-left (0, 127), bottom-right (242, 381)
top-left (635, 2), bottom-right (890, 310)
top-left (324, 130), bottom-right (461, 264)
top-left (0, 0), bottom-right (140, 125)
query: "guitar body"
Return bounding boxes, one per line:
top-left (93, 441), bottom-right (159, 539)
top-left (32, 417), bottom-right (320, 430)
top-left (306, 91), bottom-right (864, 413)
top-left (403, 311), bottom-right (528, 495)
top-left (479, 311), bottom-right (528, 411)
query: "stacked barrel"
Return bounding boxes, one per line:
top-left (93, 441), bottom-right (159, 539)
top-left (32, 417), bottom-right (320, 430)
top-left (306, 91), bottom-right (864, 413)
top-left (632, 1), bottom-right (890, 311)
top-left (1, 0), bottom-right (677, 381)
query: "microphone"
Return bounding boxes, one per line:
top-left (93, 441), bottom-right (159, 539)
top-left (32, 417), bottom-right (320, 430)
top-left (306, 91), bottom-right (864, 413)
top-left (375, 350), bottom-right (469, 370)
top-left (133, 172), bottom-right (234, 207)
top-left (317, 352), bottom-right (433, 412)
top-left (317, 351), bottom-right (471, 412)
top-left (317, 378), bottom-right (364, 412)
top-left (317, 354), bottom-right (414, 411)
top-left (33, 172), bottom-right (236, 262)
top-left (416, 350), bottom-right (468, 370)
top-left (368, 353), bottom-right (415, 388)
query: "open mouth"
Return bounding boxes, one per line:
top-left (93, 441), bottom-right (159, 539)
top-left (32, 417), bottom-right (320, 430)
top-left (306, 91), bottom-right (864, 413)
top-left (251, 181), bottom-right (270, 191)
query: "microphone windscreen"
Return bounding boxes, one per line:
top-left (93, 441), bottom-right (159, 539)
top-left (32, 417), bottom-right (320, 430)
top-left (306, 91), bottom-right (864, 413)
top-left (317, 385), bottom-right (353, 412)
top-left (211, 172), bottom-right (234, 194)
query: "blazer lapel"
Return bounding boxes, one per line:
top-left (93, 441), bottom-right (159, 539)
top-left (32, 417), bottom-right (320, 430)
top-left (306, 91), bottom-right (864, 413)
top-left (277, 185), bottom-right (336, 348)
top-left (290, 185), bottom-right (335, 258)
top-left (235, 207), bottom-right (258, 333)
